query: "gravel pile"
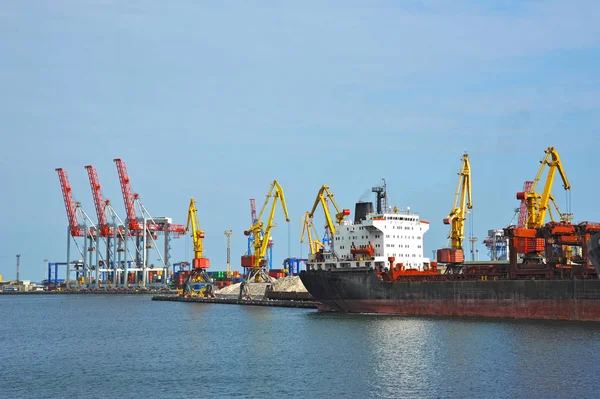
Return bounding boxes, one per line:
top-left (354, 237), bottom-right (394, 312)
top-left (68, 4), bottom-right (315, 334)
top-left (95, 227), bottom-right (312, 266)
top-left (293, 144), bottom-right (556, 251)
top-left (214, 276), bottom-right (307, 298)
top-left (215, 282), bottom-right (271, 297)
top-left (215, 282), bottom-right (242, 295)
top-left (270, 276), bottom-right (307, 292)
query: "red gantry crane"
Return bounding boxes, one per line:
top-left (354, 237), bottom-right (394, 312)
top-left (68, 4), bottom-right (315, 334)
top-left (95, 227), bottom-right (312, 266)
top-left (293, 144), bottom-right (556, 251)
top-left (113, 158), bottom-right (185, 287)
top-left (85, 164), bottom-right (137, 287)
top-left (56, 168), bottom-right (98, 287)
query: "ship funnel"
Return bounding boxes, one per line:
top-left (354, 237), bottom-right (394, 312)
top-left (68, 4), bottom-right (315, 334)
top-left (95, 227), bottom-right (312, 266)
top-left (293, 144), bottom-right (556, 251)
top-left (354, 202), bottom-right (373, 223)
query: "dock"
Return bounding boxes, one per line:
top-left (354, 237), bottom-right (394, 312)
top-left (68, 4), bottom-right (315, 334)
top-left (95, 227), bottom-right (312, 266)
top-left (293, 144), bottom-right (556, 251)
top-left (152, 295), bottom-right (319, 309)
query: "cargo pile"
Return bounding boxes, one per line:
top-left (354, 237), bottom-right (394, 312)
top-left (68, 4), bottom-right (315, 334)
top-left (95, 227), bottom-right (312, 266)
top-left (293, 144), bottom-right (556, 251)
top-left (214, 276), bottom-right (307, 298)
top-left (270, 276), bottom-right (307, 292)
top-left (216, 282), bottom-right (270, 297)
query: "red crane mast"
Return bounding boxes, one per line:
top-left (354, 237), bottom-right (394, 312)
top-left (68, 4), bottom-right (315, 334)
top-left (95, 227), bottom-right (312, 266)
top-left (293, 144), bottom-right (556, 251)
top-left (56, 168), bottom-right (84, 237)
top-left (517, 181), bottom-right (534, 228)
top-left (85, 165), bottom-right (113, 237)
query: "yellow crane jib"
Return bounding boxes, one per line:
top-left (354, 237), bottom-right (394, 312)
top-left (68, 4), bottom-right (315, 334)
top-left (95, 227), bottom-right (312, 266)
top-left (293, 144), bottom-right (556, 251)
top-left (516, 146), bottom-right (571, 229)
top-left (308, 185), bottom-right (350, 237)
top-left (443, 153), bottom-right (473, 250)
top-left (301, 211), bottom-right (325, 255)
top-left (241, 180), bottom-right (290, 270)
top-left (186, 198), bottom-right (210, 269)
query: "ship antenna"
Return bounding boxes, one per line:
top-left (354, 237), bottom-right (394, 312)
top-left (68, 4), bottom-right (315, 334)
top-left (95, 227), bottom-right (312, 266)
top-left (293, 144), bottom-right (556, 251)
top-left (371, 178), bottom-right (387, 214)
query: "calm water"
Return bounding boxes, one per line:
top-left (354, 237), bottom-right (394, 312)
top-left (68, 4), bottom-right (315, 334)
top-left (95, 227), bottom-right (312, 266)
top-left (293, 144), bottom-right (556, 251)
top-left (1, 295), bottom-right (599, 398)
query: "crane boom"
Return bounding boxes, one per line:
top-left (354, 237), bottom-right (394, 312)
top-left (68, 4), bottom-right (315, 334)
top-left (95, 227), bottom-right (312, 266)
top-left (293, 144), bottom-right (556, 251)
top-left (308, 185), bottom-right (349, 237)
top-left (301, 211), bottom-right (325, 255)
top-left (85, 165), bottom-right (112, 237)
top-left (186, 198), bottom-right (207, 262)
top-left (518, 147), bottom-right (571, 229)
top-left (56, 168), bottom-right (85, 237)
top-left (443, 153), bottom-right (473, 250)
top-left (242, 181), bottom-right (290, 273)
top-left (113, 158), bottom-right (141, 231)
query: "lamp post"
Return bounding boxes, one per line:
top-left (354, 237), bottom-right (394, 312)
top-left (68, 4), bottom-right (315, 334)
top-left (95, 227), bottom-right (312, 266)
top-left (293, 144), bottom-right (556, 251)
top-left (16, 254), bottom-right (20, 284)
top-left (43, 258), bottom-right (48, 284)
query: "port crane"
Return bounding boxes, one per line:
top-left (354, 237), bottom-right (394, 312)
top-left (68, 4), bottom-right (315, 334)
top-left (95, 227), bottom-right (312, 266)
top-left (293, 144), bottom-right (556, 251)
top-left (301, 212), bottom-right (325, 256)
top-left (438, 153), bottom-right (472, 272)
top-left (241, 181), bottom-right (290, 298)
top-left (504, 147), bottom-right (573, 270)
top-left (182, 198), bottom-right (214, 297)
top-left (308, 185), bottom-right (349, 236)
top-left (517, 147), bottom-right (572, 229)
top-left (113, 158), bottom-right (185, 287)
top-left (56, 167), bottom-right (100, 288)
top-left (85, 164), bottom-right (121, 287)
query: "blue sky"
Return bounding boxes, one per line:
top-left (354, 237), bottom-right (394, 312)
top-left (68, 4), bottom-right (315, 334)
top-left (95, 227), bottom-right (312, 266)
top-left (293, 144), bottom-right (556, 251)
top-left (1, 0), bottom-right (599, 281)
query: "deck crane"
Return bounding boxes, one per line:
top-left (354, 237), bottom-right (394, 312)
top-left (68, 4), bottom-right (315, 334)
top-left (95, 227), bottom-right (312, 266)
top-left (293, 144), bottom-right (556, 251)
top-left (517, 147), bottom-right (572, 229)
top-left (301, 211), bottom-right (325, 256)
top-left (181, 198), bottom-right (214, 297)
top-left (437, 153), bottom-right (472, 271)
top-left (240, 181), bottom-right (290, 298)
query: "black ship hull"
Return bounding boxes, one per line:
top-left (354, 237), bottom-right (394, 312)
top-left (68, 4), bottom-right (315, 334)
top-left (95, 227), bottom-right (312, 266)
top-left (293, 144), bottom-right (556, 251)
top-left (299, 268), bottom-right (600, 321)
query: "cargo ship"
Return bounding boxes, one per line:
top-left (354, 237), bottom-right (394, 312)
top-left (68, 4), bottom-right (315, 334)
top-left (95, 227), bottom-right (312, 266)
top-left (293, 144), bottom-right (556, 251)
top-left (299, 182), bottom-right (600, 321)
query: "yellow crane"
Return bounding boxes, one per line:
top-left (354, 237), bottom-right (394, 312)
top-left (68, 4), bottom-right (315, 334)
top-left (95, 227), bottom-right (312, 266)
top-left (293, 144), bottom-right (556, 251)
top-left (241, 180), bottom-right (290, 287)
top-left (443, 153), bottom-right (473, 250)
top-left (308, 185), bottom-right (349, 237)
top-left (517, 146), bottom-right (571, 229)
top-left (438, 153), bottom-right (472, 269)
top-left (186, 198), bottom-right (208, 267)
top-left (301, 211), bottom-right (325, 255)
top-left (181, 198), bottom-right (213, 298)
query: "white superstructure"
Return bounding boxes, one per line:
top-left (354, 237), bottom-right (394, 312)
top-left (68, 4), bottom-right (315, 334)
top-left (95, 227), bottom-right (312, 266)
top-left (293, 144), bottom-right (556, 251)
top-left (306, 184), bottom-right (431, 272)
